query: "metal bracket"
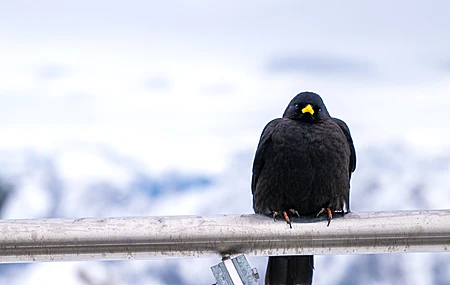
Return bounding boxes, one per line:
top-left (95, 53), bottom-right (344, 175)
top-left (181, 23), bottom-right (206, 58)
top-left (211, 254), bottom-right (259, 285)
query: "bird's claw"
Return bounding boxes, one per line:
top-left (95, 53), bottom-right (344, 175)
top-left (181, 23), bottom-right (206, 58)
top-left (289, 209), bottom-right (300, 217)
top-left (282, 211), bottom-right (292, 228)
top-left (317, 207), bottom-right (333, 226)
top-left (272, 211), bottom-right (279, 221)
top-left (271, 210), bottom-right (295, 228)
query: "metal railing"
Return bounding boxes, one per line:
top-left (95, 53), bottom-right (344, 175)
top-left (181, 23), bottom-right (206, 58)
top-left (0, 210), bottom-right (449, 263)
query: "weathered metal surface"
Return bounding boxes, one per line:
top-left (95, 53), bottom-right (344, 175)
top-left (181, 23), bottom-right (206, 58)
top-left (211, 255), bottom-right (258, 285)
top-left (0, 211), bottom-right (449, 263)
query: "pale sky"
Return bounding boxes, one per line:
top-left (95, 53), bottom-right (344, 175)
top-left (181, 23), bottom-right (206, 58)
top-left (1, 1), bottom-right (450, 172)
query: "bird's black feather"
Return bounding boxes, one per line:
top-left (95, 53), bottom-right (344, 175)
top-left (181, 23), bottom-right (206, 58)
top-left (252, 92), bottom-right (356, 285)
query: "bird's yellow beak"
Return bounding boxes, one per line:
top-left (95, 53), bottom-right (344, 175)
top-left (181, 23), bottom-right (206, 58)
top-left (301, 104), bottom-right (314, 115)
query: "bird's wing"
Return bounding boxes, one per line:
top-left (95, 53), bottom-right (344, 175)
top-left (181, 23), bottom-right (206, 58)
top-left (333, 118), bottom-right (356, 175)
top-left (251, 118), bottom-right (281, 194)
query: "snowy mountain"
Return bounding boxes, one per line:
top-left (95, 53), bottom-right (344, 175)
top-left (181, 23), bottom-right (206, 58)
top-left (0, 141), bottom-right (449, 285)
top-left (2, 2), bottom-right (450, 284)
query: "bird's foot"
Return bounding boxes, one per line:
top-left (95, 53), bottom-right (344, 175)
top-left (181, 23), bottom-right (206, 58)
top-left (317, 207), bottom-right (333, 226)
top-left (271, 210), bottom-right (294, 228)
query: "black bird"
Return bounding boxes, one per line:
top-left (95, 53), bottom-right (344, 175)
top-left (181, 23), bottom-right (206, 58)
top-left (251, 92), bottom-right (356, 285)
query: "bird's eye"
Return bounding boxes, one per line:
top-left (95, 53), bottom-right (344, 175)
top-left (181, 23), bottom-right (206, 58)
top-left (318, 108), bottom-right (322, 112)
top-left (294, 104), bottom-right (300, 109)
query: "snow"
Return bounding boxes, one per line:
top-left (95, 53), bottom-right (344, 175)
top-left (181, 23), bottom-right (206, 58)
top-left (1, 141), bottom-right (450, 284)
top-left (1, 1), bottom-right (450, 284)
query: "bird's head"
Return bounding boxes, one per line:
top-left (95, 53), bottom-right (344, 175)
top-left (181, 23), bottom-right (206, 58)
top-left (282, 91), bottom-right (330, 122)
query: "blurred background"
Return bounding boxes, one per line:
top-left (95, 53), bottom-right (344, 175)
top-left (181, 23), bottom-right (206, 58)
top-left (1, 1), bottom-right (450, 284)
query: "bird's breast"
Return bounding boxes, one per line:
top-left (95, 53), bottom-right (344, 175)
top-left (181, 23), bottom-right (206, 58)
top-left (260, 120), bottom-right (350, 212)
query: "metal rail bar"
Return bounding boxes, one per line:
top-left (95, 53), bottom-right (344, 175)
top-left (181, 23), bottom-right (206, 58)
top-left (0, 210), bottom-right (449, 263)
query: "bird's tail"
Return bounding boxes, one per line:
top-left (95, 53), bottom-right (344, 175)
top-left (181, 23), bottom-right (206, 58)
top-left (265, 255), bottom-right (314, 285)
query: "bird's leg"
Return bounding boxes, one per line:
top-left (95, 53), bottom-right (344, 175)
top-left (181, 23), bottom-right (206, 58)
top-left (317, 207), bottom-right (333, 226)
